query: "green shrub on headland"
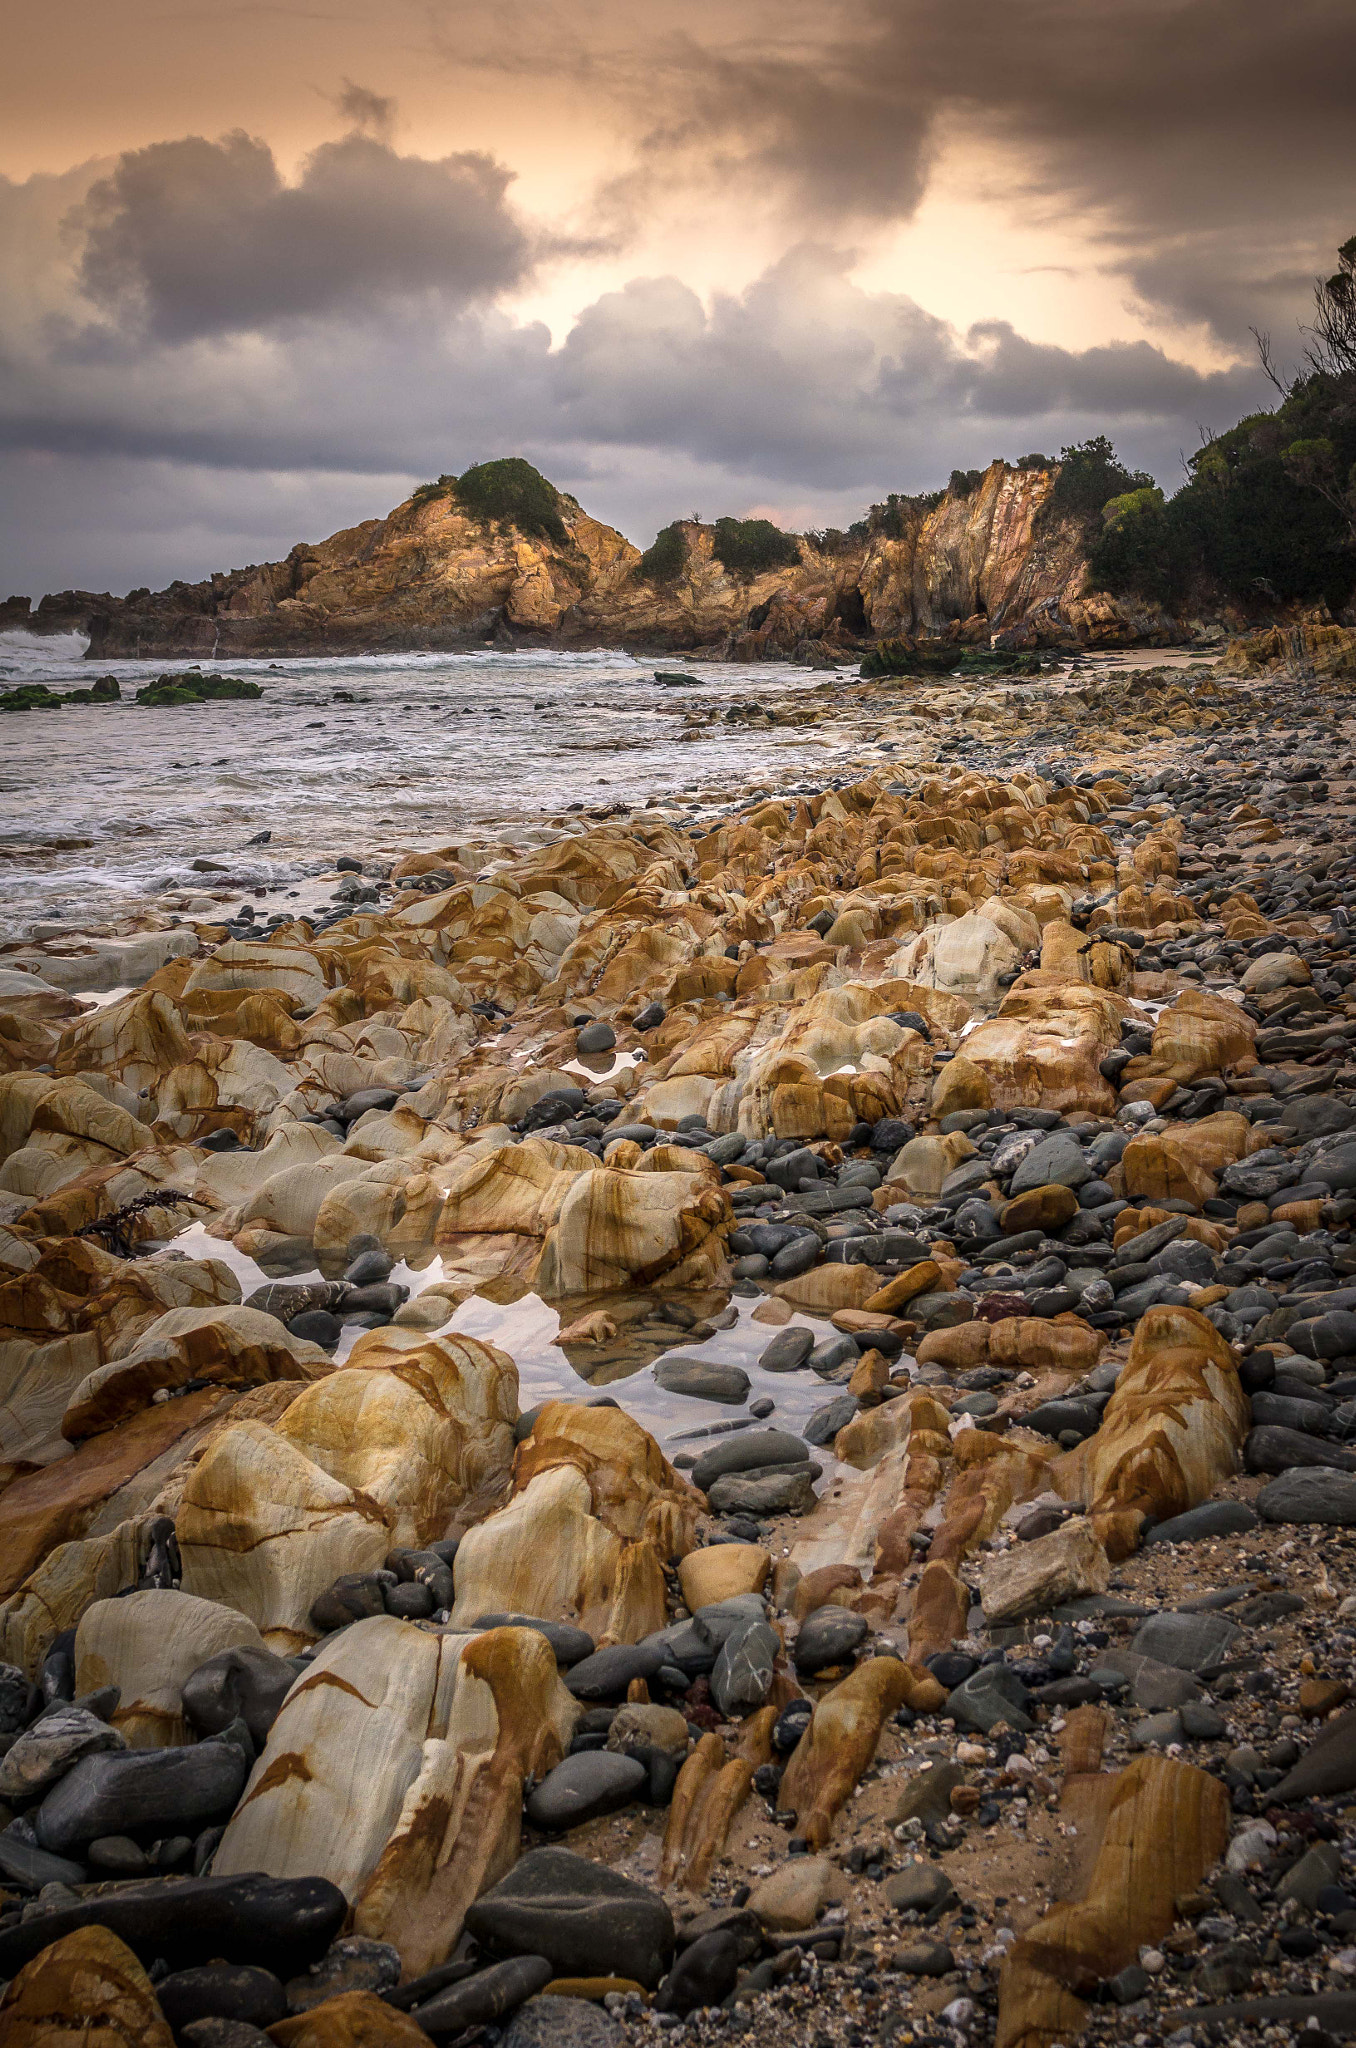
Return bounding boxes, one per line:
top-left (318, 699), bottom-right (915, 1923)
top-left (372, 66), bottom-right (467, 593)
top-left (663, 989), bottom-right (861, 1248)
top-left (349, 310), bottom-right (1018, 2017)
top-left (638, 522), bottom-right (688, 584)
top-left (1083, 236), bottom-right (1356, 610)
top-left (456, 459), bottom-right (569, 546)
top-left (407, 458), bottom-right (570, 547)
top-left (710, 517), bottom-right (802, 578)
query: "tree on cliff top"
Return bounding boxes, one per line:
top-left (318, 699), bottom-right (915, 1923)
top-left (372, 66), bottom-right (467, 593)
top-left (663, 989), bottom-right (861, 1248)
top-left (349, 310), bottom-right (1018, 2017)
top-left (407, 458), bottom-right (569, 545)
top-left (1305, 235), bottom-right (1356, 379)
top-left (1047, 437), bottom-right (1156, 523)
top-left (1088, 233), bottom-right (1356, 611)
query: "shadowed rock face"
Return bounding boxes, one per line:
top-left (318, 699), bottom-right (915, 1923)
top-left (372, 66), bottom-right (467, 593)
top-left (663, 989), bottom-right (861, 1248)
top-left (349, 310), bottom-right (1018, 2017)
top-left (65, 460), bottom-right (1161, 661)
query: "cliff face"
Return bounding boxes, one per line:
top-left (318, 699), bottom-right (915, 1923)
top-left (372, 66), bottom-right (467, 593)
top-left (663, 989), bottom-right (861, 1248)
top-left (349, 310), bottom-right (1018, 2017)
top-left (27, 460), bottom-right (1183, 662)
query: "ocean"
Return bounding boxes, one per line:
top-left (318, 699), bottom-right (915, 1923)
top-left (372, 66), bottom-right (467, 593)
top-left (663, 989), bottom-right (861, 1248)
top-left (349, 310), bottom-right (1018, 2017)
top-left (0, 632), bottom-right (857, 936)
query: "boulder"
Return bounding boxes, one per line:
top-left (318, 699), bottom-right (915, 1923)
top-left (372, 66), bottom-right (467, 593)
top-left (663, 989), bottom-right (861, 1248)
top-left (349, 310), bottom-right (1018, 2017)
top-left (466, 1847), bottom-right (675, 1988)
top-left (0, 1924), bottom-right (174, 2048)
top-left (75, 1589), bottom-right (267, 1747)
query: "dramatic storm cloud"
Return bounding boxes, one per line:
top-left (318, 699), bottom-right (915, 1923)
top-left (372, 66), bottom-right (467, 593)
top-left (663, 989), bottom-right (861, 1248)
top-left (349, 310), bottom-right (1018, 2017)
top-left (0, 0), bottom-right (1351, 593)
top-left (71, 129), bottom-right (531, 340)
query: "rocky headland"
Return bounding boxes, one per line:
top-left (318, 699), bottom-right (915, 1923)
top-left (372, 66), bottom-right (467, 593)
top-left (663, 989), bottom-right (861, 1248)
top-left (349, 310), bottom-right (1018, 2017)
top-left (7, 456), bottom-right (1331, 668)
top-left (1, 645), bottom-right (1356, 2046)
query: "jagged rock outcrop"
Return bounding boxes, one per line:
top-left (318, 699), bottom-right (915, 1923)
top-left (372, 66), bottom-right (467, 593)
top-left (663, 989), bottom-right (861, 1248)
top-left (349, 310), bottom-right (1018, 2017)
top-left (59, 461), bottom-right (1159, 660)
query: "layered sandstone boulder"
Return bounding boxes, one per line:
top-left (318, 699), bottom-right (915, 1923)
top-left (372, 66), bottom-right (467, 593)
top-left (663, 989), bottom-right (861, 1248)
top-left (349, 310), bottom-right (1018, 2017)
top-left (178, 1333), bottom-right (518, 1647)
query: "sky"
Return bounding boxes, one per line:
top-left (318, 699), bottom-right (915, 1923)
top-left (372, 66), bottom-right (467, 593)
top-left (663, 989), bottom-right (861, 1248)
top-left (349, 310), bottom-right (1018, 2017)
top-left (2, 0), bottom-right (1353, 597)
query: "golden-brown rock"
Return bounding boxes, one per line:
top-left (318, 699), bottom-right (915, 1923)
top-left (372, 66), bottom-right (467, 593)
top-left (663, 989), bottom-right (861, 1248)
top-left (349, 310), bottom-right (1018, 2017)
top-left (0, 1924), bottom-right (174, 2048)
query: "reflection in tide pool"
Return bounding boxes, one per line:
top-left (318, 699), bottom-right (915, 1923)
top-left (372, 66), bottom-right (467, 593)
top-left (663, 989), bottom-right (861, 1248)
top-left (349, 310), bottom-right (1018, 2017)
top-left (168, 1224), bottom-right (845, 1484)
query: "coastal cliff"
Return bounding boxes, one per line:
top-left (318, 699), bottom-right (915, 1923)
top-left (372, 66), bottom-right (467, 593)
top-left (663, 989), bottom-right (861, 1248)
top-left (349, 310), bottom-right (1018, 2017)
top-left (14, 458), bottom-right (1197, 661)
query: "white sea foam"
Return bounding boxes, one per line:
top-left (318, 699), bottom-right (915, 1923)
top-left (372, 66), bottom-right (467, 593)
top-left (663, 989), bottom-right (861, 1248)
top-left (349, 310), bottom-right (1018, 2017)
top-left (0, 646), bottom-right (840, 935)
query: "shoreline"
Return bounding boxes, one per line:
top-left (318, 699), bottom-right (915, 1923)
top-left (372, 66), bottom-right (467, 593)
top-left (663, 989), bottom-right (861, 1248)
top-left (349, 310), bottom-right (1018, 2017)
top-left (1, 649), bottom-right (1356, 2047)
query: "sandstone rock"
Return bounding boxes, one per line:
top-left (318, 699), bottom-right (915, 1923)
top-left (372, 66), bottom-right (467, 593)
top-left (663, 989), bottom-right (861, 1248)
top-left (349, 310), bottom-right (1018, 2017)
top-left (0, 1924), bottom-right (174, 2048)
top-left (995, 1754), bottom-right (1230, 2048)
top-left (1059, 1306), bottom-right (1248, 1544)
top-left (980, 1519), bottom-right (1110, 1624)
top-left (75, 1589), bottom-right (266, 1747)
top-left (780, 1657), bottom-right (921, 1847)
top-left (61, 1306), bottom-right (333, 1441)
top-left (677, 1544), bottom-right (769, 1610)
top-left (747, 1855), bottom-right (845, 1931)
top-left (178, 1332), bottom-right (517, 1647)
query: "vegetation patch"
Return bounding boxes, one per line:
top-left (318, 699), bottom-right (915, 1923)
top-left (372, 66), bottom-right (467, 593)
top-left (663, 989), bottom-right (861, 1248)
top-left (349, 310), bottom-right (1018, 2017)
top-left (135, 672), bottom-right (263, 706)
top-left (454, 458), bottom-right (569, 546)
top-left (0, 677), bottom-right (122, 713)
top-left (711, 517), bottom-right (802, 578)
top-left (860, 643), bottom-right (1050, 679)
top-left (638, 522), bottom-right (688, 584)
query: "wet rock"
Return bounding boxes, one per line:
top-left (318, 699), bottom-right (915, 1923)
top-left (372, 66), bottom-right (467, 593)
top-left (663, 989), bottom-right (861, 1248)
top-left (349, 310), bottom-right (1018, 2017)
top-left (1009, 1134), bottom-right (1093, 1195)
top-left (503, 1994), bottom-right (625, 2048)
top-left (654, 1357), bottom-right (751, 1404)
top-left (691, 1429), bottom-right (809, 1491)
top-left (947, 1662), bottom-right (1033, 1733)
top-left (711, 1621), bottom-right (779, 1717)
top-left (657, 1929), bottom-right (742, 2014)
top-left (1278, 1841), bottom-right (1343, 1911)
top-left (412, 1955), bottom-right (555, 2034)
top-left (883, 1863), bottom-right (956, 1913)
top-left (0, 1703), bottom-right (125, 1801)
top-left (706, 1467), bottom-right (816, 1515)
top-left (1132, 1710), bottom-right (1184, 1748)
top-left (757, 1327), bottom-right (816, 1373)
top-left (180, 2022), bottom-right (276, 2048)
top-left (803, 1394), bottom-right (856, 1445)
top-left (891, 1762), bottom-right (965, 1825)
top-left (1144, 1500), bottom-right (1259, 1545)
top-left (182, 1644), bottom-right (297, 1748)
top-left (283, 1937), bottom-right (401, 2012)
top-left (891, 1940), bottom-right (955, 1975)
top-left (0, 1871), bottom-right (348, 1976)
top-left (1131, 1611), bottom-right (1240, 1672)
top-left (473, 1615), bottom-right (596, 1666)
top-left (747, 1856), bottom-right (841, 1931)
top-left (1258, 1469), bottom-right (1356, 1523)
top-left (157, 1964), bottom-right (287, 2033)
top-left (1271, 1708), bottom-right (1356, 1802)
top-left (566, 1643), bottom-right (666, 1701)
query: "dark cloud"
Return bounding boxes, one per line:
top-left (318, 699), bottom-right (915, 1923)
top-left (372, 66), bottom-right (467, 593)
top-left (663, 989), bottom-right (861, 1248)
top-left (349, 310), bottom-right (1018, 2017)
top-left (333, 80), bottom-right (396, 140)
top-left (740, 0), bottom-right (1355, 348)
top-left (453, 0), bottom-right (1355, 350)
top-left (68, 127), bottom-right (532, 341)
top-left (0, 205), bottom-right (1272, 592)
